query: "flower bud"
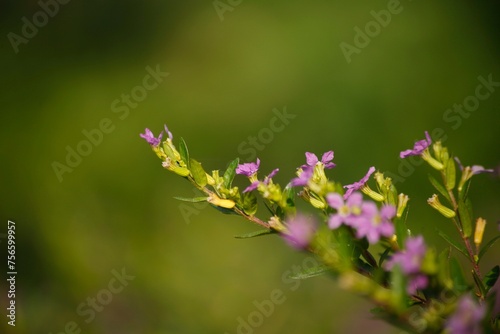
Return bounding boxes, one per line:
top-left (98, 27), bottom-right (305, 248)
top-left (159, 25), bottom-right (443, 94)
top-left (474, 217), bottom-right (486, 250)
top-left (396, 193), bottom-right (409, 218)
top-left (427, 194), bottom-right (455, 218)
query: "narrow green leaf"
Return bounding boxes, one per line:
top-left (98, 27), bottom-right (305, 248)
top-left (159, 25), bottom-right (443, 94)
top-left (234, 229), bottom-right (273, 239)
top-left (437, 248), bottom-right (453, 289)
top-left (472, 269), bottom-right (487, 298)
top-left (288, 264), bottom-right (330, 280)
top-left (179, 137), bottom-right (190, 169)
top-left (378, 247), bottom-right (392, 268)
top-left (223, 158), bottom-right (239, 189)
top-left (458, 198), bottom-right (472, 238)
top-left (241, 191), bottom-right (258, 216)
top-left (394, 215), bottom-right (408, 249)
top-left (437, 229), bottom-right (468, 259)
top-left (479, 235), bottom-right (500, 263)
top-left (428, 174), bottom-right (451, 204)
top-left (445, 156), bottom-right (456, 190)
top-left (189, 158), bottom-right (207, 187)
top-left (173, 196), bottom-right (208, 203)
top-left (450, 257), bottom-right (469, 292)
top-left (484, 265), bottom-right (500, 293)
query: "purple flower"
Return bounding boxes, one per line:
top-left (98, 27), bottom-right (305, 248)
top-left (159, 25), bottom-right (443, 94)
top-left (343, 166), bottom-right (376, 199)
top-left (243, 168), bottom-right (279, 193)
top-left (445, 295), bottom-right (485, 334)
top-left (236, 159), bottom-right (260, 177)
top-left (290, 166), bottom-right (314, 187)
top-left (400, 131), bottom-right (432, 159)
top-left (326, 192), bottom-right (363, 229)
top-left (164, 124), bottom-right (173, 140)
top-left (454, 157), bottom-right (494, 175)
top-left (282, 214), bottom-right (317, 250)
top-left (384, 236), bottom-right (428, 294)
top-left (353, 202), bottom-right (395, 244)
top-left (140, 128), bottom-right (163, 146)
top-left (302, 151), bottom-right (336, 169)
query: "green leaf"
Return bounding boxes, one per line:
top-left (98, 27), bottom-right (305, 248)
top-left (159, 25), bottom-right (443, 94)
top-left (437, 229), bottom-right (468, 259)
top-left (437, 248), bottom-right (453, 289)
top-left (445, 156), bottom-right (456, 190)
top-left (223, 158), bottom-right (239, 189)
top-left (484, 265), bottom-right (500, 294)
top-left (458, 198), bottom-right (473, 238)
top-left (287, 264), bottom-right (330, 280)
top-left (234, 229), bottom-right (273, 239)
top-left (450, 257), bottom-right (469, 292)
top-left (394, 215), bottom-right (408, 249)
top-left (189, 158), bottom-right (207, 187)
top-left (173, 196), bottom-right (207, 203)
top-left (428, 174), bottom-right (451, 204)
top-left (472, 269), bottom-right (487, 298)
top-left (241, 191), bottom-right (258, 216)
top-left (479, 235), bottom-right (500, 263)
top-left (179, 137), bottom-right (190, 169)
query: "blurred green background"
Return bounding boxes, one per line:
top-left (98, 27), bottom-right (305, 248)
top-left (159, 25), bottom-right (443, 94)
top-left (1, 0), bottom-right (500, 333)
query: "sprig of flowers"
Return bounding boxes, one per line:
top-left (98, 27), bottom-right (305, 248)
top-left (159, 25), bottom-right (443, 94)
top-left (140, 125), bottom-right (500, 333)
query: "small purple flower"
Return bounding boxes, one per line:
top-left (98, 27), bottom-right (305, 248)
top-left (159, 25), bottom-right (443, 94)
top-left (164, 124), bottom-right (173, 140)
top-left (290, 166), bottom-right (314, 187)
top-left (243, 168), bottom-right (279, 193)
top-left (326, 192), bottom-right (363, 229)
top-left (282, 214), bottom-right (317, 250)
top-left (236, 159), bottom-right (260, 177)
top-left (302, 151), bottom-right (336, 169)
top-left (454, 157), bottom-right (494, 175)
top-left (353, 202), bottom-right (395, 244)
top-left (400, 131), bottom-right (432, 159)
top-left (140, 128), bottom-right (163, 146)
top-left (384, 236), bottom-right (428, 294)
top-left (445, 295), bottom-right (485, 334)
top-left (343, 166), bottom-right (376, 199)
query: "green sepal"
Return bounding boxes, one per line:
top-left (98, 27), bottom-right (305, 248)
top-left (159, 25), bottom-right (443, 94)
top-left (437, 229), bottom-right (468, 259)
top-left (170, 165), bottom-right (191, 177)
top-left (483, 265), bottom-right (500, 294)
top-left (428, 174), bottom-right (451, 205)
top-left (287, 264), bottom-right (330, 280)
top-left (234, 229), bottom-right (274, 239)
top-left (478, 235), bottom-right (500, 264)
top-left (445, 156), bottom-right (456, 191)
top-left (223, 158), bottom-right (239, 189)
top-left (189, 158), bottom-right (207, 187)
top-left (173, 196), bottom-right (208, 203)
top-left (241, 191), bottom-right (258, 216)
top-left (450, 256), bottom-right (469, 292)
top-left (458, 197), bottom-right (473, 238)
top-left (178, 137), bottom-right (190, 169)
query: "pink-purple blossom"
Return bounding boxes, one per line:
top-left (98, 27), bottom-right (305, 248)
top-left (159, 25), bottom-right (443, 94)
top-left (236, 159), bottom-right (260, 177)
top-left (302, 151), bottom-right (336, 169)
top-left (140, 128), bottom-right (163, 146)
top-left (290, 166), bottom-right (314, 187)
top-left (326, 192), bottom-right (363, 229)
top-left (353, 202), bottom-right (395, 244)
top-left (243, 168), bottom-right (279, 193)
top-left (343, 166), bottom-right (376, 199)
top-left (454, 157), bottom-right (494, 175)
top-left (282, 214), bottom-right (317, 250)
top-left (445, 295), bottom-right (486, 334)
top-left (164, 124), bottom-right (173, 140)
top-left (384, 236), bottom-right (428, 294)
top-left (400, 131), bottom-right (432, 159)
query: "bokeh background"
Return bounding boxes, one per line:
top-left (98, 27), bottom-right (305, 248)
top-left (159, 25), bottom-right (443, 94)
top-left (1, 1), bottom-right (500, 333)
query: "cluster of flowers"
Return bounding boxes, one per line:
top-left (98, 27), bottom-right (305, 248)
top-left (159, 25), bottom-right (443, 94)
top-left (141, 126), bottom-right (499, 334)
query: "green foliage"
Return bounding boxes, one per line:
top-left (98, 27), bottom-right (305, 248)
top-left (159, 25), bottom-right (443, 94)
top-left (234, 229), bottom-right (275, 239)
top-left (223, 158), bottom-right (239, 189)
top-left (189, 158), bottom-right (208, 187)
